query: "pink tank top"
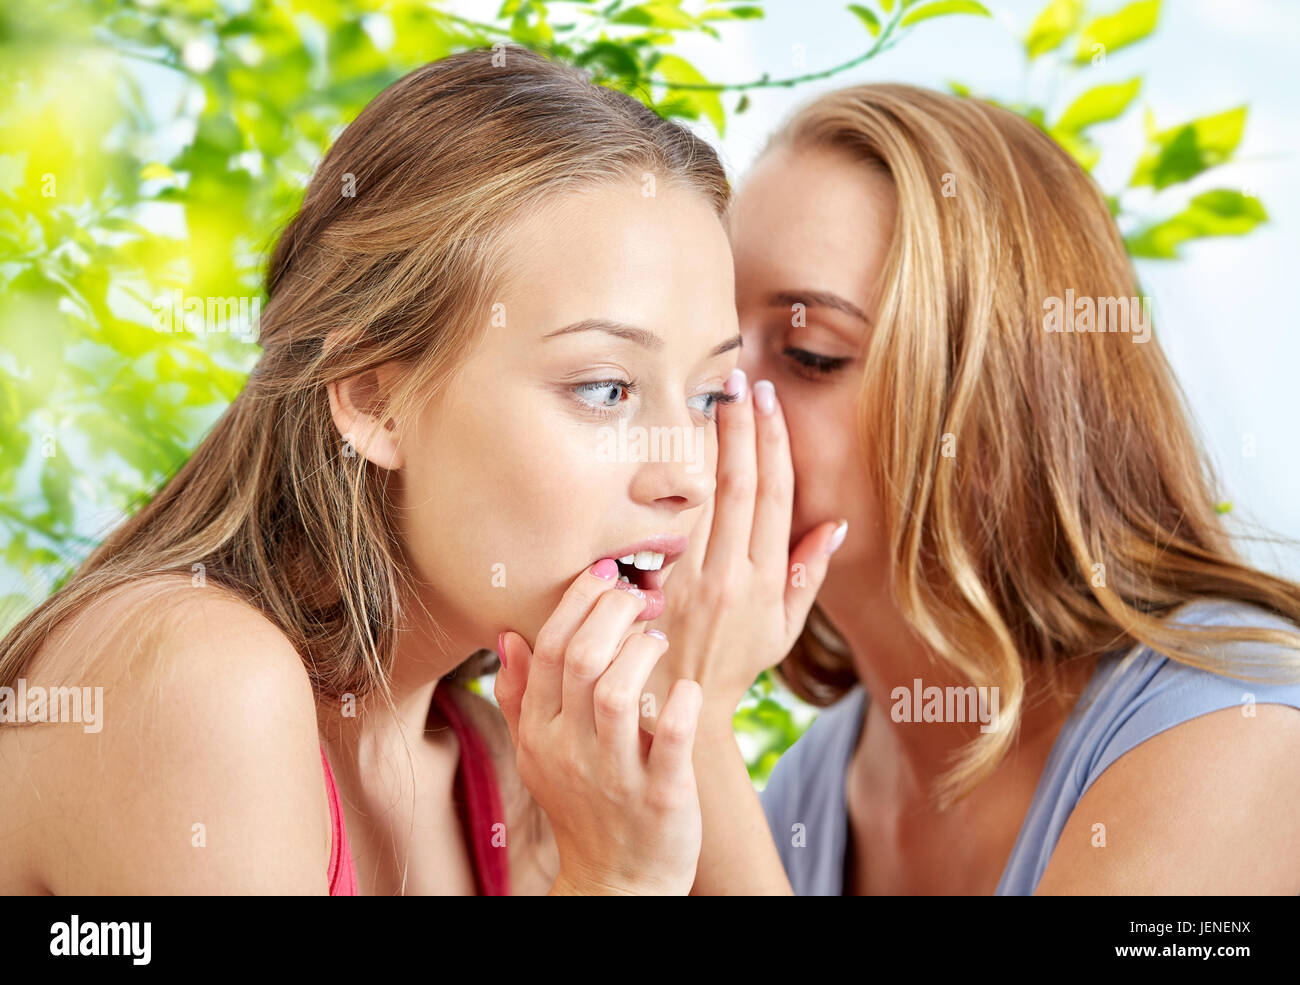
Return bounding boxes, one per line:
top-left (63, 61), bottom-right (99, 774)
top-left (321, 745), bottom-right (359, 896)
top-left (320, 684), bottom-right (511, 896)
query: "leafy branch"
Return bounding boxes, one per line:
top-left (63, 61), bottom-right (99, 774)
top-left (951, 0), bottom-right (1267, 260)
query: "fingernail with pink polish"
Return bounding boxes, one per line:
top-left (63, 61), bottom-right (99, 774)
top-left (592, 558), bottom-right (618, 580)
top-left (497, 631), bottom-right (509, 670)
top-left (826, 520), bottom-right (849, 556)
top-left (646, 628), bottom-right (667, 641)
top-left (753, 379), bottom-right (776, 415)
top-left (724, 367), bottom-right (747, 400)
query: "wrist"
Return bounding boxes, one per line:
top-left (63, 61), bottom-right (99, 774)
top-left (699, 694), bottom-right (743, 730)
top-left (694, 706), bottom-right (741, 752)
top-left (550, 860), bottom-right (643, 897)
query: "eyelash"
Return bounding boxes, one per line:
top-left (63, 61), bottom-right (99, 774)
top-left (571, 379), bottom-right (738, 420)
top-left (784, 346), bottom-right (851, 378)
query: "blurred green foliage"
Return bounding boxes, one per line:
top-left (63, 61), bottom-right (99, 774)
top-left (951, 0), bottom-right (1267, 260)
top-left (0, 0), bottom-right (1267, 786)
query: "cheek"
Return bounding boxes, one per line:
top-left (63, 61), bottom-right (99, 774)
top-left (783, 384), bottom-right (889, 576)
top-left (399, 391), bottom-right (620, 637)
top-left (782, 387), bottom-right (859, 520)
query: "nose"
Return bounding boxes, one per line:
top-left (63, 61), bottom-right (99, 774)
top-left (625, 418), bottom-right (716, 512)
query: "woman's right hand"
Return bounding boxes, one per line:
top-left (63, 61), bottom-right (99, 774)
top-left (493, 560), bottom-right (704, 895)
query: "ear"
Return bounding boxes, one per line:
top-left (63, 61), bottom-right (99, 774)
top-left (326, 368), bottom-right (404, 470)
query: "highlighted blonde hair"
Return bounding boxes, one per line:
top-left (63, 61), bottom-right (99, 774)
top-left (771, 83), bottom-right (1300, 809)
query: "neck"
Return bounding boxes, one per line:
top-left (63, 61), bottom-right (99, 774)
top-left (817, 563), bottom-right (1090, 807)
top-left (316, 587), bottom-right (479, 774)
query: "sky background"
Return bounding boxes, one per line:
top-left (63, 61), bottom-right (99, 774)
top-left (455, 0), bottom-right (1300, 577)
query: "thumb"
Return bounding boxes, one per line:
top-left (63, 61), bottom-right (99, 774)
top-left (784, 519), bottom-right (847, 633)
top-left (493, 630), bottom-right (533, 749)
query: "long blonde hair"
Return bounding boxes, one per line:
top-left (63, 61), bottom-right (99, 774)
top-left (0, 48), bottom-right (729, 707)
top-left (771, 83), bottom-right (1300, 809)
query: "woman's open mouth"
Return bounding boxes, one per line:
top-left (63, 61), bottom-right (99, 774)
top-left (614, 551), bottom-right (665, 591)
top-left (599, 536), bottom-right (686, 621)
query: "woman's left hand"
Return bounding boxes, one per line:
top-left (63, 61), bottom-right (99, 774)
top-left (644, 368), bottom-right (846, 722)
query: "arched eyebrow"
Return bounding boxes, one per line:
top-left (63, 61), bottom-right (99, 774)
top-left (764, 289), bottom-right (870, 324)
top-left (710, 334), bottom-right (742, 357)
top-left (544, 319), bottom-right (742, 358)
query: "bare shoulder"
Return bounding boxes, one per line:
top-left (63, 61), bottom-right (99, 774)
top-left (1036, 702), bottom-right (1300, 894)
top-left (2, 572), bottom-right (330, 894)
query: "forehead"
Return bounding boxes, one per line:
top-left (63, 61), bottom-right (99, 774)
top-left (731, 145), bottom-right (895, 296)
top-left (487, 178), bottom-right (736, 349)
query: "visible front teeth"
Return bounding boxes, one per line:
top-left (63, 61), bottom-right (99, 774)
top-left (619, 574), bottom-right (632, 584)
top-left (633, 551), bottom-right (665, 571)
top-left (620, 555), bottom-right (635, 564)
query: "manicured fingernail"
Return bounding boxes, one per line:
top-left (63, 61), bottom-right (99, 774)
top-left (646, 628), bottom-right (667, 641)
top-left (496, 631), bottom-right (509, 670)
top-left (592, 558), bottom-right (618, 580)
top-left (615, 580), bottom-right (645, 599)
top-left (724, 367), bottom-right (747, 399)
top-left (826, 520), bottom-right (849, 556)
top-left (753, 379), bottom-right (775, 415)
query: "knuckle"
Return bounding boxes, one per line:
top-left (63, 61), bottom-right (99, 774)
top-left (565, 643), bottom-right (606, 680)
top-left (758, 419), bottom-right (786, 449)
top-left (655, 713), bottom-right (693, 749)
top-left (758, 472), bottom-right (792, 503)
top-left (532, 630), bottom-right (564, 665)
top-left (717, 472), bottom-right (756, 501)
top-left (593, 680), bottom-right (636, 720)
top-left (645, 777), bottom-right (690, 815)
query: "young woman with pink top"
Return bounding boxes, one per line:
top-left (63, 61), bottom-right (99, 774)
top-left (0, 47), bottom-right (839, 895)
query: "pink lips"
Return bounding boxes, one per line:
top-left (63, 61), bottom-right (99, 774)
top-left (597, 534), bottom-right (688, 621)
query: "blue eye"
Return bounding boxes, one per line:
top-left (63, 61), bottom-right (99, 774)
top-left (688, 390), bottom-right (736, 420)
top-left (573, 380), bottom-right (632, 411)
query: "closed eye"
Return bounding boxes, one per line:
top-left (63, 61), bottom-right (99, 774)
top-left (784, 346), bottom-right (850, 376)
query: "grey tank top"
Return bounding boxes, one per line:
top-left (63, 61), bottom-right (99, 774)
top-left (759, 597), bottom-right (1300, 895)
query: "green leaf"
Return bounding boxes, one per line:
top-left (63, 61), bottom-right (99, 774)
top-left (900, 0), bottom-right (992, 28)
top-left (1051, 128), bottom-right (1100, 172)
top-left (1074, 0), bottom-right (1160, 63)
top-left (1024, 0), bottom-right (1084, 59)
top-left (574, 40), bottom-right (641, 80)
top-left (1053, 77), bottom-right (1141, 133)
top-left (39, 452), bottom-right (74, 530)
top-left (653, 53), bottom-right (726, 135)
top-left (1125, 189), bottom-right (1267, 259)
top-left (848, 4), bottom-right (882, 36)
top-left (699, 5), bottom-right (764, 20)
top-left (1129, 106), bottom-right (1247, 190)
top-left (611, 4), bottom-right (698, 30)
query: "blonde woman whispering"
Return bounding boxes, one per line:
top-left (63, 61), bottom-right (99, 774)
top-left (639, 83), bottom-right (1300, 895)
